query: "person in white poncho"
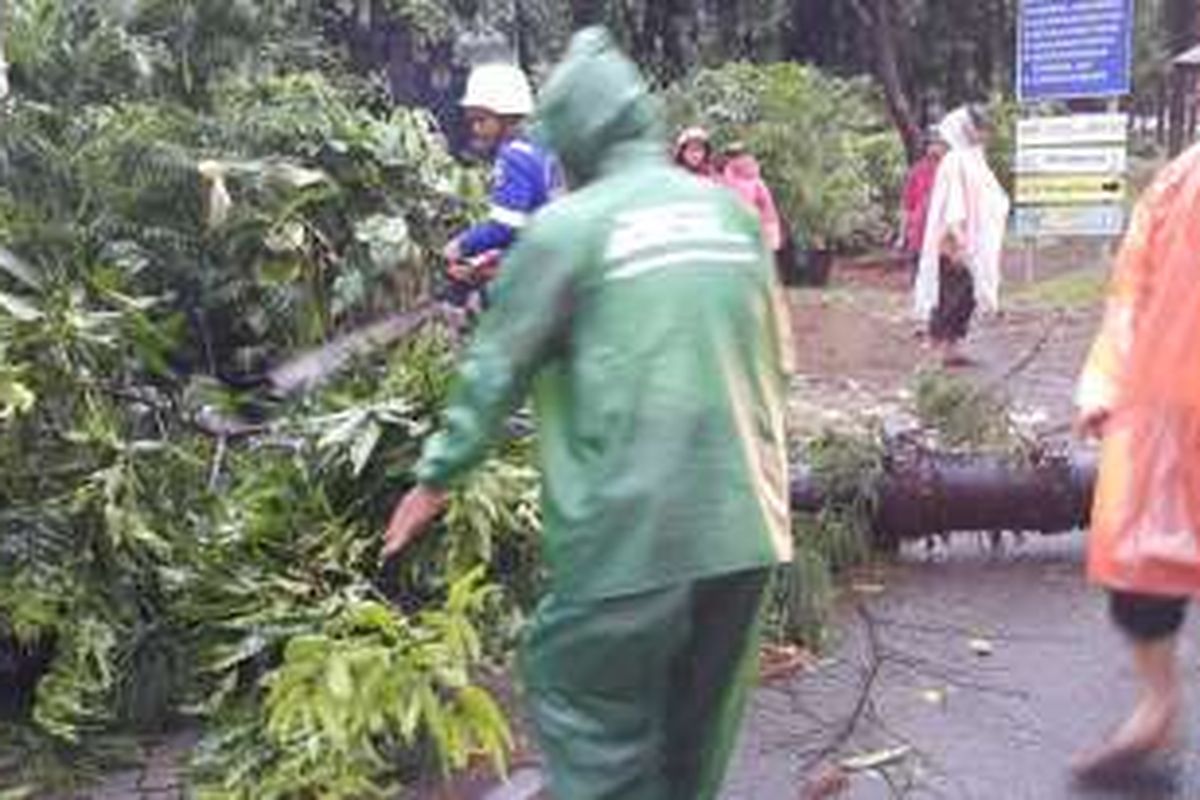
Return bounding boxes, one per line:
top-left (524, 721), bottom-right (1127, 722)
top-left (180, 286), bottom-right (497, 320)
top-left (913, 105), bottom-right (1010, 367)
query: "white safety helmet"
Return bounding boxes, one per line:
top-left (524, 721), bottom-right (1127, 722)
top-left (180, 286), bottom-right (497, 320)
top-left (461, 62), bottom-right (535, 117)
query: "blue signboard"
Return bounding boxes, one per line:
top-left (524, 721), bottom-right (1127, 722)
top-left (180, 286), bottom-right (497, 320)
top-left (1018, 0), bottom-right (1134, 101)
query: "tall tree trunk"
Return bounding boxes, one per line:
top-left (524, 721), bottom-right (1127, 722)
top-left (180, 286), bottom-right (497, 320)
top-left (1163, 0), bottom-right (1198, 154)
top-left (570, 0), bottom-right (606, 28)
top-left (1168, 68), bottom-right (1189, 154)
top-left (1158, 77), bottom-right (1168, 145)
top-left (1164, 0), bottom-right (1199, 52)
top-left (850, 0), bottom-right (922, 162)
top-left (0, 0), bottom-right (8, 102)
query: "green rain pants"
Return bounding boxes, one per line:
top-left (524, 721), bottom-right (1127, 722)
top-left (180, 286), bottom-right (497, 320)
top-left (520, 568), bottom-right (772, 800)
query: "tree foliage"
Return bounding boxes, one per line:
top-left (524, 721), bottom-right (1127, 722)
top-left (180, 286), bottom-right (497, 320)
top-left (0, 2), bottom-right (528, 797)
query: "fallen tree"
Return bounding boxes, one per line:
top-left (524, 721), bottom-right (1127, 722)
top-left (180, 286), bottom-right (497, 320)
top-left (792, 446), bottom-right (1097, 544)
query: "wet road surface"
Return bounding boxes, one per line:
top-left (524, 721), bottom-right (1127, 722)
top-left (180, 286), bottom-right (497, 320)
top-left (725, 535), bottom-right (1200, 800)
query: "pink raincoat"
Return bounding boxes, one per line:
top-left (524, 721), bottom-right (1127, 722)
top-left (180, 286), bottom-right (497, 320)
top-left (901, 153), bottom-right (941, 254)
top-left (721, 154), bottom-right (783, 252)
top-left (1079, 143), bottom-right (1200, 597)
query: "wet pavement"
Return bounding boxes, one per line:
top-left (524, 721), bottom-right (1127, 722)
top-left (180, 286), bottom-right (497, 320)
top-left (480, 531), bottom-right (1200, 800)
top-left (725, 534), bottom-right (1200, 799)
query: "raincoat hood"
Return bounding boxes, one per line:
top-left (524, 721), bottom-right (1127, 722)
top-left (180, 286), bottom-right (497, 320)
top-left (913, 106), bottom-right (1010, 321)
top-left (938, 107), bottom-right (980, 151)
top-left (534, 27), bottom-right (664, 185)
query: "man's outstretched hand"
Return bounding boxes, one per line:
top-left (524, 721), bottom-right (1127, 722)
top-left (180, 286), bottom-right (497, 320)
top-left (382, 485), bottom-right (449, 559)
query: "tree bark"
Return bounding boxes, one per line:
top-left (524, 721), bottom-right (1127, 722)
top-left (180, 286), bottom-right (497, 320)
top-left (849, 0), bottom-right (923, 162)
top-left (1164, 0), bottom-right (1199, 53)
top-left (570, 0), bottom-right (606, 28)
top-left (1158, 77), bottom-right (1167, 146)
top-left (0, 0), bottom-right (9, 102)
top-left (791, 449), bottom-right (1097, 543)
top-left (1169, 67), bottom-right (1191, 155)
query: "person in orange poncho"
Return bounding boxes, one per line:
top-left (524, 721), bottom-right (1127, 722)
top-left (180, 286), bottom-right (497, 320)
top-left (1072, 143), bottom-right (1200, 780)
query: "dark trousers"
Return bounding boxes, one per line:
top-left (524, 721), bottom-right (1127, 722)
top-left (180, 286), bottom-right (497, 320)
top-left (1110, 591), bottom-right (1188, 642)
top-left (929, 257), bottom-right (976, 343)
top-left (520, 568), bottom-right (773, 800)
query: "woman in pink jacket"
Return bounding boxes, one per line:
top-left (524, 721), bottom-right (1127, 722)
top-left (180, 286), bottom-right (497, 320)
top-left (720, 142), bottom-right (784, 253)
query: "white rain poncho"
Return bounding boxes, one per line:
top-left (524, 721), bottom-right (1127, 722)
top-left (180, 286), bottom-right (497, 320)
top-left (913, 107), bottom-right (1011, 321)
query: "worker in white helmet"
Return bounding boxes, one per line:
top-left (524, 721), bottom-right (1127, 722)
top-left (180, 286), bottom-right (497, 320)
top-left (443, 62), bottom-right (561, 315)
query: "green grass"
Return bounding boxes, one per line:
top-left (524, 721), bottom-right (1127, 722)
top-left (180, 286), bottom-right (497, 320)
top-left (1011, 269), bottom-right (1108, 310)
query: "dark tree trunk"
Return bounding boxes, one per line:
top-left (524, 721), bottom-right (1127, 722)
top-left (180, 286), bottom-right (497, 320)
top-left (787, 1), bottom-right (854, 69)
top-left (849, 0), bottom-right (923, 162)
top-left (792, 449), bottom-right (1098, 544)
top-left (0, 0), bottom-right (7, 103)
top-left (570, 0), bottom-right (607, 28)
top-left (1169, 68), bottom-right (1191, 155)
top-left (1163, 0), bottom-right (1200, 153)
top-left (1158, 77), bottom-right (1168, 146)
top-left (1164, 0), bottom-right (1199, 53)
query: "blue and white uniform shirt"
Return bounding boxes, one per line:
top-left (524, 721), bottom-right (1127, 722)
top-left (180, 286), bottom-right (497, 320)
top-left (457, 136), bottom-right (563, 258)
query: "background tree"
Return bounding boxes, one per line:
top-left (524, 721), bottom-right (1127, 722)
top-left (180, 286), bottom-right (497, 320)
top-left (846, 0), bottom-right (924, 161)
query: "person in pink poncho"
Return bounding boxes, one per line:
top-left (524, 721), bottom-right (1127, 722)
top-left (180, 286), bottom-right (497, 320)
top-left (720, 142), bottom-right (784, 254)
top-left (674, 126), bottom-right (719, 179)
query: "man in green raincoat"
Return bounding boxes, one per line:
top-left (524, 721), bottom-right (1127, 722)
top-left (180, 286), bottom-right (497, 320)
top-left (383, 28), bottom-right (793, 800)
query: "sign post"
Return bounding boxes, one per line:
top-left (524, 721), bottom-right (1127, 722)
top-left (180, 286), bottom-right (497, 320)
top-left (1014, 0), bottom-right (1135, 273)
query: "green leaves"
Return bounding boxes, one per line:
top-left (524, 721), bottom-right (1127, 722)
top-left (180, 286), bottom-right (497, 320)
top-left (768, 429), bottom-right (884, 648)
top-left (171, 337), bottom-right (539, 797)
top-left (194, 583), bottom-right (513, 799)
top-left (913, 369), bottom-right (1019, 452)
top-left (0, 292), bottom-right (43, 323)
top-left (1, 4), bottom-right (530, 797)
top-left (0, 247), bottom-right (44, 292)
top-left (31, 616), bottom-right (119, 742)
top-left (355, 213), bottom-right (417, 273)
top-left (444, 456), bottom-right (541, 583)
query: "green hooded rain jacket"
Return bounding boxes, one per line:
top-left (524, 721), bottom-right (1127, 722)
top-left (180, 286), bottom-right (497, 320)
top-left (416, 29), bottom-right (793, 602)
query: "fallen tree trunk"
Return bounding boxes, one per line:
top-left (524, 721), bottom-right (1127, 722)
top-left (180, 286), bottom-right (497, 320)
top-left (792, 449), bottom-right (1098, 544)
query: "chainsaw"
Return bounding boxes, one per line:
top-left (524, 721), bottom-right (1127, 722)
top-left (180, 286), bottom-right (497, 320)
top-left (262, 249), bottom-right (504, 397)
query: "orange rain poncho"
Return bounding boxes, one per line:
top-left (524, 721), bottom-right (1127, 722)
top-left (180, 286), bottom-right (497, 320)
top-left (1078, 143), bottom-right (1200, 597)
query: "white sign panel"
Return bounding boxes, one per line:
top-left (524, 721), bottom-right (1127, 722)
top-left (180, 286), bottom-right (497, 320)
top-left (1013, 205), bottom-right (1127, 237)
top-left (1015, 146), bottom-right (1128, 175)
top-left (1017, 113), bottom-right (1129, 147)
